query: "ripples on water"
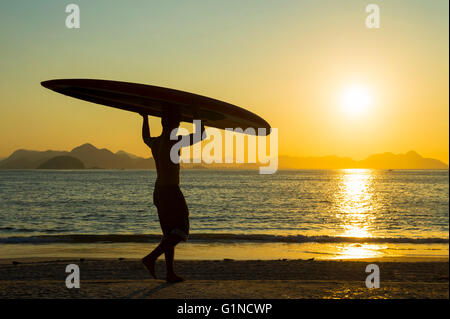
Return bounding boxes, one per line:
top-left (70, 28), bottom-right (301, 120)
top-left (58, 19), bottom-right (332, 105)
top-left (0, 169), bottom-right (448, 241)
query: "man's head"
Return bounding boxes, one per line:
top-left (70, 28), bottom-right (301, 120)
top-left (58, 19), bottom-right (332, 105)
top-left (161, 112), bottom-right (180, 133)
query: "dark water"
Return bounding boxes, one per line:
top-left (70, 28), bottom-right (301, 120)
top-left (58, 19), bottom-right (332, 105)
top-left (0, 169), bottom-right (448, 245)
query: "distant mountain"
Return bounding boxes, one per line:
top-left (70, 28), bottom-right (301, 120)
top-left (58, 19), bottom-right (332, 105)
top-left (69, 143), bottom-right (155, 169)
top-left (358, 151), bottom-right (447, 169)
top-left (0, 149), bottom-right (67, 169)
top-left (277, 151), bottom-right (448, 169)
top-left (0, 143), bottom-right (155, 169)
top-left (0, 144), bottom-right (447, 170)
top-left (37, 155), bottom-right (85, 169)
top-left (115, 150), bottom-right (140, 159)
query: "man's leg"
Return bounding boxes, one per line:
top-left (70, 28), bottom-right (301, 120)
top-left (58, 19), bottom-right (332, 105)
top-left (142, 234), bottom-right (182, 280)
top-left (164, 239), bottom-right (184, 283)
top-left (142, 242), bottom-right (165, 279)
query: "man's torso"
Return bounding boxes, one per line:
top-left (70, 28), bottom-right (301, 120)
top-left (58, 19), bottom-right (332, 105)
top-left (150, 136), bottom-right (180, 186)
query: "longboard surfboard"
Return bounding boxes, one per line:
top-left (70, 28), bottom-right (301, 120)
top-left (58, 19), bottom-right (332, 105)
top-left (41, 79), bottom-right (271, 136)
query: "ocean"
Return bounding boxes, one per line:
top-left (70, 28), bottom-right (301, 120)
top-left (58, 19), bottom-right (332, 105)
top-left (0, 169), bottom-right (448, 260)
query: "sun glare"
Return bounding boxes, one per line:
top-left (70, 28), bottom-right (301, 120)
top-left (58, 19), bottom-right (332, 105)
top-left (341, 86), bottom-right (372, 115)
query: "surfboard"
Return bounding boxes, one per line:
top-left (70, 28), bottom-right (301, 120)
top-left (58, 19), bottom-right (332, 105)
top-left (41, 79), bottom-right (271, 136)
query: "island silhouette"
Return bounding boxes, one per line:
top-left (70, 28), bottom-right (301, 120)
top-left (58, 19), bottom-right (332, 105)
top-left (37, 155), bottom-right (85, 169)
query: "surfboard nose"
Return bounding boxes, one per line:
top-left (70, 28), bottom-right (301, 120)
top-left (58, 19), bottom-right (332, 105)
top-left (41, 79), bottom-right (65, 90)
top-left (41, 80), bottom-right (54, 89)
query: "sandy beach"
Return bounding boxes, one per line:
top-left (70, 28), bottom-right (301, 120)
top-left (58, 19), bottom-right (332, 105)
top-left (0, 258), bottom-right (447, 299)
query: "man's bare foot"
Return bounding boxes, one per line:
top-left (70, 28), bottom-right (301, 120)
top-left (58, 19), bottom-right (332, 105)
top-left (166, 273), bottom-right (185, 283)
top-left (142, 256), bottom-right (157, 279)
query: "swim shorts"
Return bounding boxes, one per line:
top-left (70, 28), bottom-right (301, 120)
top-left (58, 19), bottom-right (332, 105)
top-left (153, 184), bottom-right (189, 241)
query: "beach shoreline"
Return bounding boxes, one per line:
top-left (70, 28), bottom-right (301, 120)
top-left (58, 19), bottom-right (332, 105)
top-left (0, 257), bottom-right (447, 299)
top-left (1, 241), bottom-right (447, 262)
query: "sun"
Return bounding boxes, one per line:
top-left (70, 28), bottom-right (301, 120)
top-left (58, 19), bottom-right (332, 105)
top-left (341, 85), bottom-right (372, 115)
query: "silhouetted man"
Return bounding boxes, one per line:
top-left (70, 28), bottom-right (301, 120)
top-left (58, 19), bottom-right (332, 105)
top-left (140, 112), bottom-right (205, 282)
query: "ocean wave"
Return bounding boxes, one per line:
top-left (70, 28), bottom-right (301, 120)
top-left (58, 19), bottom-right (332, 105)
top-left (0, 233), bottom-right (448, 244)
top-left (0, 227), bottom-right (37, 233)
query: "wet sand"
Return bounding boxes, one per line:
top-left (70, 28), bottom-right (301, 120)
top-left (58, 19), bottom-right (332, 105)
top-left (0, 258), bottom-right (448, 299)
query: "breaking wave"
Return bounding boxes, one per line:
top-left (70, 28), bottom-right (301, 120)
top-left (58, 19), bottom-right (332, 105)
top-left (0, 233), bottom-right (448, 244)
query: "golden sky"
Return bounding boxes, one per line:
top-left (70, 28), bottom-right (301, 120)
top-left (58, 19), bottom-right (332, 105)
top-left (0, 1), bottom-right (448, 163)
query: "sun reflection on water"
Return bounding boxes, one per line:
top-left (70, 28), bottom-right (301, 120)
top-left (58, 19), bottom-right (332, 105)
top-left (331, 243), bottom-right (388, 259)
top-left (333, 169), bottom-right (383, 259)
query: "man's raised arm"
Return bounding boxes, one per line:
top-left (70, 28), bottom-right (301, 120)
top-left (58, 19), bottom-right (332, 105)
top-left (141, 114), bottom-right (155, 147)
